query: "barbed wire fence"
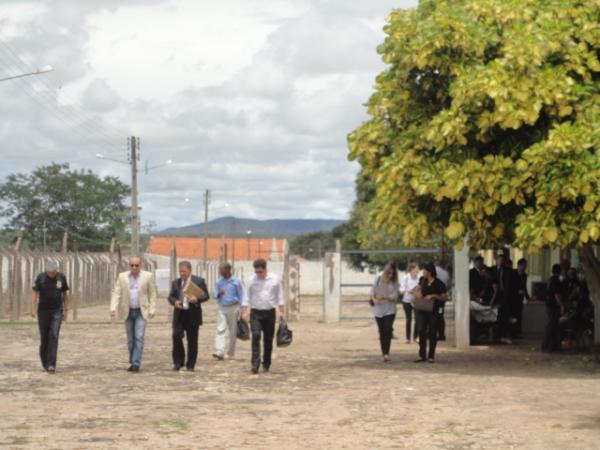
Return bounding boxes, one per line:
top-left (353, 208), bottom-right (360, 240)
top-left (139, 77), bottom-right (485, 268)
top-left (0, 239), bottom-right (156, 321)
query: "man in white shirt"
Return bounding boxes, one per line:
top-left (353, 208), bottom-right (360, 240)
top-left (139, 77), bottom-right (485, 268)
top-left (241, 259), bottom-right (284, 374)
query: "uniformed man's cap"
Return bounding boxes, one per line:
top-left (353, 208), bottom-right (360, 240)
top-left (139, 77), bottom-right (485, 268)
top-left (45, 261), bottom-right (59, 272)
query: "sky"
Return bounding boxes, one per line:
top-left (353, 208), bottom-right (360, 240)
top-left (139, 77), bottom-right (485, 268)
top-left (0, 0), bottom-right (418, 230)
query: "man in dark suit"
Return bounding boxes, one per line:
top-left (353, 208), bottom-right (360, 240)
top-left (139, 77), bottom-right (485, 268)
top-left (168, 260), bottom-right (209, 371)
top-left (513, 258), bottom-right (530, 338)
top-left (469, 255), bottom-right (485, 300)
top-left (491, 254), bottom-right (513, 344)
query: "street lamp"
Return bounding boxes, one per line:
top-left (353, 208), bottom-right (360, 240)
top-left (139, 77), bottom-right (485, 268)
top-left (96, 151), bottom-right (173, 255)
top-left (0, 65), bottom-right (53, 82)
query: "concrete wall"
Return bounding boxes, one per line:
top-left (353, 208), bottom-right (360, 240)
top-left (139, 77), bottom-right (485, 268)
top-left (144, 254), bottom-right (376, 296)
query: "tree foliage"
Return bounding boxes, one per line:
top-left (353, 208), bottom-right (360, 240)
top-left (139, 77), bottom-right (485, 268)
top-left (348, 0), bottom-right (600, 253)
top-left (0, 163), bottom-right (130, 251)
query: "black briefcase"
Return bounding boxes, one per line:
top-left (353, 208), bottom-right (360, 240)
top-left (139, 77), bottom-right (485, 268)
top-left (276, 319), bottom-right (293, 347)
top-left (237, 319), bottom-right (250, 341)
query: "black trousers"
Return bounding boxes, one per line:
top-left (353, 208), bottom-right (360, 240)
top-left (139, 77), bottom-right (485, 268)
top-left (38, 308), bottom-right (63, 369)
top-left (375, 314), bottom-right (395, 355)
top-left (172, 314), bottom-right (200, 369)
top-left (250, 308), bottom-right (276, 369)
top-left (496, 302), bottom-right (510, 339)
top-left (402, 303), bottom-right (418, 341)
top-left (542, 307), bottom-right (561, 352)
top-left (437, 304), bottom-right (446, 339)
top-left (511, 297), bottom-right (524, 337)
top-left (415, 310), bottom-right (439, 360)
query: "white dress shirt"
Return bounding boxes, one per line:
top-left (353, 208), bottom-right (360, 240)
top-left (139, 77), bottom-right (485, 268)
top-left (243, 272), bottom-right (284, 310)
top-left (400, 273), bottom-right (420, 303)
top-left (128, 273), bottom-right (140, 309)
top-left (435, 265), bottom-right (451, 289)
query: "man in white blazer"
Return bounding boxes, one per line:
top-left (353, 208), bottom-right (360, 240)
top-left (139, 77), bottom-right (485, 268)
top-left (110, 256), bottom-right (157, 372)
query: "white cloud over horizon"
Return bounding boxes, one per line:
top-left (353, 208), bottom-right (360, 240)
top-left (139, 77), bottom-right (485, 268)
top-left (0, 0), bottom-right (418, 231)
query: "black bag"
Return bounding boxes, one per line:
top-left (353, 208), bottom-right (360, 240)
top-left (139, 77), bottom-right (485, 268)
top-left (237, 319), bottom-right (250, 341)
top-left (276, 319), bottom-right (293, 347)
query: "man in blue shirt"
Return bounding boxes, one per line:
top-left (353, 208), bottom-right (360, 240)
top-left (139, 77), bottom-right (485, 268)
top-left (212, 262), bottom-right (244, 360)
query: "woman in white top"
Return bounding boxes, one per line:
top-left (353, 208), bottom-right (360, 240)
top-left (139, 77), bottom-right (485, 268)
top-left (370, 261), bottom-right (399, 362)
top-left (400, 262), bottom-right (420, 343)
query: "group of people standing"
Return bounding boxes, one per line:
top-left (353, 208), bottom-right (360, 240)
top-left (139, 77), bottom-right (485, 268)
top-left (370, 260), bottom-right (450, 364)
top-left (469, 254), bottom-right (529, 344)
top-left (31, 257), bottom-right (285, 375)
top-left (470, 254), bottom-right (594, 351)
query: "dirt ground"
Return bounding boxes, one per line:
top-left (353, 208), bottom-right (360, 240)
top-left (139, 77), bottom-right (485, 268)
top-left (1, 298), bottom-right (599, 450)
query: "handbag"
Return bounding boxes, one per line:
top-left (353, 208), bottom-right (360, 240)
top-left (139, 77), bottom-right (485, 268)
top-left (276, 319), bottom-right (293, 347)
top-left (237, 319), bottom-right (250, 340)
top-left (412, 296), bottom-right (434, 312)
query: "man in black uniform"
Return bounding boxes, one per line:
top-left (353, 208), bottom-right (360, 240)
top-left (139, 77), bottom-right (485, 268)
top-left (31, 261), bottom-right (69, 373)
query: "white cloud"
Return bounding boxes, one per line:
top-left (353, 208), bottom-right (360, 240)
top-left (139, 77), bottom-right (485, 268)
top-left (0, 0), bottom-right (419, 230)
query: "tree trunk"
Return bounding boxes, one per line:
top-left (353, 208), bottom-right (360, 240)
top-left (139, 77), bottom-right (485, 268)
top-left (578, 244), bottom-right (600, 348)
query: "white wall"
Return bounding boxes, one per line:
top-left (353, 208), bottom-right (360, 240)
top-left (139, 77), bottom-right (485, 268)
top-left (144, 254), bottom-right (377, 296)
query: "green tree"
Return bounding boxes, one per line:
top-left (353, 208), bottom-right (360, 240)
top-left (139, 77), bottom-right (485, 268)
top-left (0, 163), bottom-right (130, 251)
top-left (348, 0), bottom-right (600, 342)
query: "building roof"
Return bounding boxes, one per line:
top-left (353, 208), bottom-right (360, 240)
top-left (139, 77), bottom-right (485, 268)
top-left (146, 236), bottom-right (286, 261)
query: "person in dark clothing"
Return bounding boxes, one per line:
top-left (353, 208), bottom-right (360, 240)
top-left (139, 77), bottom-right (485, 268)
top-left (479, 267), bottom-right (497, 306)
top-left (168, 261), bottom-right (210, 371)
top-left (469, 256), bottom-right (485, 300)
top-left (491, 254), bottom-right (513, 344)
top-left (513, 258), bottom-right (530, 338)
top-left (414, 263), bottom-right (448, 363)
top-left (31, 261), bottom-right (69, 373)
top-left (542, 264), bottom-right (565, 352)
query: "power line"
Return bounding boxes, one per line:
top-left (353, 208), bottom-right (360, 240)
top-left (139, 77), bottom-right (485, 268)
top-left (0, 54), bottom-right (125, 157)
top-left (0, 46), bottom-right (126, 157)
top-left (0, 38), bottom-right (128, 144)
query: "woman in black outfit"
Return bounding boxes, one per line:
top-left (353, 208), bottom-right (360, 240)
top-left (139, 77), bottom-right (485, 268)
top-left (414, 263), bottom-right (448, 363)
top-left (542, 264), bottom-right (565, 352)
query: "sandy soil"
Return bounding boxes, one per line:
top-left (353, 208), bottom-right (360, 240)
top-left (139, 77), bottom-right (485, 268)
top-left (1, 298), bottom-right (599, 450)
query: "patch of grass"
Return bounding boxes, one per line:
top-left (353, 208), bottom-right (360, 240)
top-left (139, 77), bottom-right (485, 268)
top-left (14, 423), bottom-right (30, 430)
top-left (0, 321), bottom-right (36, 328)
top-left (154, 419), bottom-right (189, 436)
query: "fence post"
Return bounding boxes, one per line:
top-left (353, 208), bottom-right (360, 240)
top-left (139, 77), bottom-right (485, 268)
top-left (73, 255), bottom-right (80, 321)
top-left (323, 240), bottom-right (341, 323)
top-left (454, 239), bottom-right (471, 349)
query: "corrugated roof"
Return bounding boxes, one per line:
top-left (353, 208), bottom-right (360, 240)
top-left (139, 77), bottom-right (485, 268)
top-left (147, 236), bottom-right (286, 260)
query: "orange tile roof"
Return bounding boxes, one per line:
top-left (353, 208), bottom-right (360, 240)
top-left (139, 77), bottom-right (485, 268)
top-left (147, 236), bottom-right (286, 261)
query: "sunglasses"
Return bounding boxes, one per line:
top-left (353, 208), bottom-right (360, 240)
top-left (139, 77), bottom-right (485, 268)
top-left (130, 264), bottom-right (140, 267)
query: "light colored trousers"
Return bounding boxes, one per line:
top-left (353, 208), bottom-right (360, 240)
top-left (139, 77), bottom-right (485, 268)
top-left (214, 304), bottom-right (240, 358)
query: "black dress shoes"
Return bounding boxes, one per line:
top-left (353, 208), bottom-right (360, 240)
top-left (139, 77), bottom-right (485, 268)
top-left (251, 367), bottom-right (259, 374)
top-left (128, 365), bottom-right (140, 372)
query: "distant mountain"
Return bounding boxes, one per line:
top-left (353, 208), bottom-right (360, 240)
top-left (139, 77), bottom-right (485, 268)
top-left (158, 217), bottom-right (345, 238)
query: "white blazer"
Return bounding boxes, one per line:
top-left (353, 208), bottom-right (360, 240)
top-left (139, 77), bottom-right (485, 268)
top-left (110, 270), bottom-right (157, 320)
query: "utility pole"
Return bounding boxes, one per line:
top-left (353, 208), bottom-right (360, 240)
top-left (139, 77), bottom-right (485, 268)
top-left (129, 136), bottom-right (140, 256)
top-left (203, 189), bottom-right (210, 271)
top-left (42, 219), bottom-right (47, 252)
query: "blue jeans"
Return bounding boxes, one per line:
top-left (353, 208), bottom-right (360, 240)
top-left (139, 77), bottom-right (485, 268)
top-left (125, 308), bottom-right (147, 367)
top-left (38, 309), bottom-right (63, 369)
